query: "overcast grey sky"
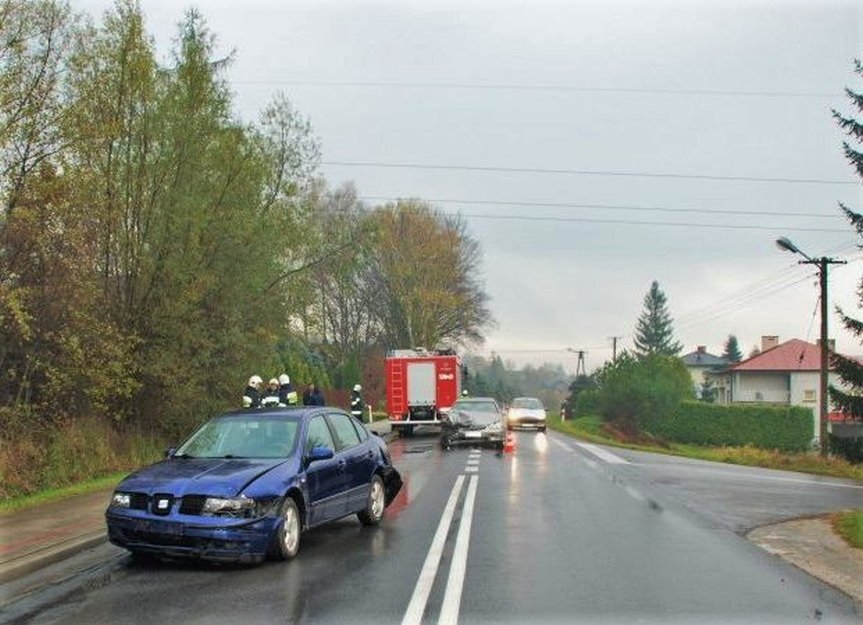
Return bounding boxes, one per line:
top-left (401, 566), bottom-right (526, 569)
top-left (80, 0), bottom-right (863, 373)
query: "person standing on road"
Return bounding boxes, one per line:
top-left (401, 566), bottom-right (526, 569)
top-left (350, 383), bottom-right (365, 420)
top-left (243, 375), bottom-right (263, 408)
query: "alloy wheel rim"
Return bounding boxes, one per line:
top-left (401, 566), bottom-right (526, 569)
top-left (283, 504), bottom-right (299, 553)
top-left (371, 479), bottom-right (384, 519)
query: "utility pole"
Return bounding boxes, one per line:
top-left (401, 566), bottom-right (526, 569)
top-left (566, 347), bottom-right (588, 377)
top-left (776, 237), bottom-right (846, 456)
top-left (609, 336), bottom-right (623, 362)
top-left (807, 256), bottom-right (845, 455)
top-left (575, 350), bottom-right (587, 377)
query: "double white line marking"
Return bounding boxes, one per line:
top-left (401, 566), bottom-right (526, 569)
top-left (402, 465), bottom-right (479, 625)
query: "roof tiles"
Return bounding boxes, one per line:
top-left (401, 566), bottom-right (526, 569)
top-left (727, 338), bottom-right (828, 372)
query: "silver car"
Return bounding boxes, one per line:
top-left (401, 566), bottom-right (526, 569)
top-left (440, 397), bottom-right (505, 450)
top-left (506, 397), bottom-right (547, 432)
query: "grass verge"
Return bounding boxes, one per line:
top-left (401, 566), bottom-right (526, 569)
top-left (831, 510), bottom-right (863, 549)
top-left (552, 415), bottom-right (863, 481)
top-left (0, 472), bottom-right (128, 516)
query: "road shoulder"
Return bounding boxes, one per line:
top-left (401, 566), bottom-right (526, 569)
top-left (748, 516), bottom-right (863, 608)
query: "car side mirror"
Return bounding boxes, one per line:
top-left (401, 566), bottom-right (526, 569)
top-left (308, 446), bottom-right (335, 462)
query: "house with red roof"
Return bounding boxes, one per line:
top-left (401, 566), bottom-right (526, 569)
top-left (717, 336), bottom-right (845, 441)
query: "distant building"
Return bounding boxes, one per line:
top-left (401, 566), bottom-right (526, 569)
top-left (680, 346), bottom-right (729, 401)
top-left (718, 336), bottom-right (847, 443)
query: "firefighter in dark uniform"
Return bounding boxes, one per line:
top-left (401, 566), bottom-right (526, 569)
top-left (350, 383), bottom-right (365, 420)
top-left (243, 375), bottom-right (263, 408)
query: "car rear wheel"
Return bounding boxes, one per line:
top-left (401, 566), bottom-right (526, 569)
top-left (269, 497), bottom-right (301, 560)
top-left (358, 475), bottom-right (385, 526)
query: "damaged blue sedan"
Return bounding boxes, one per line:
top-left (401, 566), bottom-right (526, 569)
top-left (106, 407), bottom-right (402, 563)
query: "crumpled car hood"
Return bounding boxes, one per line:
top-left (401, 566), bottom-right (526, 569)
top-left (117, 458), bottom-right (291, 498)
top-left (452, 410), bottom-right (501, 429)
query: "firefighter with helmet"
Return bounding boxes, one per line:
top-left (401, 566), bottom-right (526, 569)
top-left (350, 383), bottom-right (365, 420)
top-left (278, 373), bottom-right (298, 405)
top-left (261, 378), bottom-right (281, 407)
top-left (243, 375), bottom-right (263, 408)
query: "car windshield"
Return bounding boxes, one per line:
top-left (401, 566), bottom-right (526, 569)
top-left (453, 400), bottom-right (499, 414)
top-left (452, 399), bottom-right (500, 426)
top-left (512, 398), bottom-right (543, 410)
top-left (175, 415), bottom-right (300, 459)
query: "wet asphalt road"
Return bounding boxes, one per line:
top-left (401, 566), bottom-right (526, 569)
top-left (13, 429), bottom-right (863, 625)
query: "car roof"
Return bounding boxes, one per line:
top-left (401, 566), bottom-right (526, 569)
top-left (218, 406), bottom-right (345, 419)
top-left (455, 396), bottom-right (498, 403)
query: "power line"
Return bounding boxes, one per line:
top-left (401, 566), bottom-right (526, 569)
top-left (673, 246), bottom-right (861, 331)
top-left (444, 212), bottom-right (847, 233)
top-left (359, 195), bottom-right (841, 220)
top-left (331, 202), bottom-right (848, 232)
top-left (234, 79), bottom-right (840, 99)
top-left (323, 160), bottom-right (857, 186)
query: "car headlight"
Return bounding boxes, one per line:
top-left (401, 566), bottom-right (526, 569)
top-left (202, 495), bottom-right (255, 517)
top-left (111, 492), bottom-right (131, 508)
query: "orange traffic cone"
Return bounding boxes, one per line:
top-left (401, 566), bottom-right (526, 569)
top-left (503, 432), bottom-right (515, 453)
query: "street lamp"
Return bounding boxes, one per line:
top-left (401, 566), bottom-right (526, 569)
top-left (775, 237), bottom-right (846, 456)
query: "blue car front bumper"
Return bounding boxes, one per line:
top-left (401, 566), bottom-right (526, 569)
top-left (106, 512), bottom-right (279, 563)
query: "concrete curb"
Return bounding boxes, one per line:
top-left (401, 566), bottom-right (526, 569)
top-left (748, 516), bottom-right (863, 609)
top-left (0, 531), bottom-right (107, 586)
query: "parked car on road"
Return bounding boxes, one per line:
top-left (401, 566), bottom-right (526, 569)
top-left (105, 407), bottom-right (402, 563)
top-left (506, 397), bottom-right (547, 432)
top-left (441, 396), bottom-right (505, 450)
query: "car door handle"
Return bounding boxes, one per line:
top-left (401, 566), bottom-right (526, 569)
top-left (337, 459), bottom-right (347, 472)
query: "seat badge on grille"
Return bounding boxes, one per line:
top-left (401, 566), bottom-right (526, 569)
top-left (157, 497), bottom-right (170, 510)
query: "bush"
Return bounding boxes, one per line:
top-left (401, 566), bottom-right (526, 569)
top-left (0, 416), bottom-right (165, 499)
top-left (828, 434), bottom-right (863, 464)
top-left (574, 389), bottom-right (601, 417)
top-left (646, 401), bottom-right (812, 452)
top-left (594, 352), bottom-right (693, 431)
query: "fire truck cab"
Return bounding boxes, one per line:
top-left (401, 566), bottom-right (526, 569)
top-left (385, 348), bottom-right (464, 436)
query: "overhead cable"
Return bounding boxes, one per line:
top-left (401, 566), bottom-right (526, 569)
top-left (323, 160), bottom-right (857, 186)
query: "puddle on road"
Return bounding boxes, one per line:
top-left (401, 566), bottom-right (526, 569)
top-left (402, 444), bottom-right (434, 454)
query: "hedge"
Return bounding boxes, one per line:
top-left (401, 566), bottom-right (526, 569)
top-left (828, 434), bottom-right (863, 464)
top-left (645, 401), bottom-right (812, 452)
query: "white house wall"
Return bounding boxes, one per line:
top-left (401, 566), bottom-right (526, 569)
top-left (733, 372), bottom-right (789, 403)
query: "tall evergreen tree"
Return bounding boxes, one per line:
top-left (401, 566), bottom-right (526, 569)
top-left (830, 60), bottom-right (863, 423)
top-left (633, 281), bottom-right (682, 357)
top-left (722, 334), bottom-right (743, 363)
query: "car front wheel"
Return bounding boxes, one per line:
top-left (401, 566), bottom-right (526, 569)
top-left (269, 497), bottom-right (301, 560)
top-left (358, 474), bottom-right (385, 526)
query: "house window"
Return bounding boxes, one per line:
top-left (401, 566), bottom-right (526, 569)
top-left (803, 390), bottom-right (816, 403)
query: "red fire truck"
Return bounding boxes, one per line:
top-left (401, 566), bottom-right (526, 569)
top-left (385, 348), bottom-right (464, 436)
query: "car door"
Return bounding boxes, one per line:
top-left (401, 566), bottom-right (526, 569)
top-left (326, 412), bottom-right (375, 513)
top-left (303, 415), bottom-right (347, 525)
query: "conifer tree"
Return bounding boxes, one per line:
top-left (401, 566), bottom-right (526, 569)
top-left (830, 60), bottom-right (863, 423)
top-left (633, 281), bottom-right (682, 357)
top-left (722, 334), bottom-right (743, 363)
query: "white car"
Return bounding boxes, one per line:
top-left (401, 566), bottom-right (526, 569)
top-left (506, 397), bottom-right (547, 432)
